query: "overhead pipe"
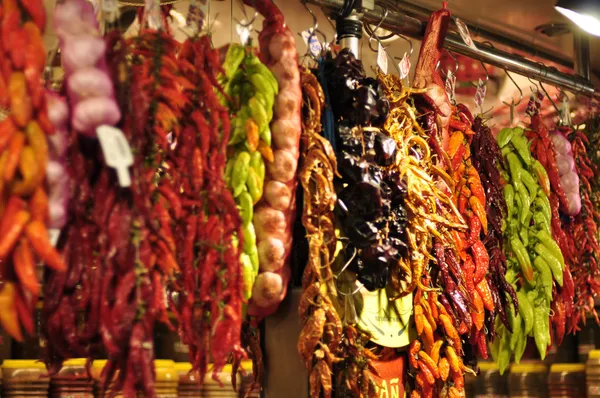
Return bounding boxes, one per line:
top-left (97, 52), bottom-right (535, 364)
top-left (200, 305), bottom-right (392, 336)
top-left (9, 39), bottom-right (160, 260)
top-left (307, 0), bottom-right (600, 98)
top-left (573, 30), bottom-right (591, 81)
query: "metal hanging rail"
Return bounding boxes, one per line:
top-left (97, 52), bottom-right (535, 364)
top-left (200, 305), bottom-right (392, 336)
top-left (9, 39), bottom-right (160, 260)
top-left (307, 0), bottom-right (600, 98)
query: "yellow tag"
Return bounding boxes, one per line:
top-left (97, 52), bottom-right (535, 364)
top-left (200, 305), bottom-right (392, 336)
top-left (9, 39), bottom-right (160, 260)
top-left (356, 285), bottom-right (412, 348)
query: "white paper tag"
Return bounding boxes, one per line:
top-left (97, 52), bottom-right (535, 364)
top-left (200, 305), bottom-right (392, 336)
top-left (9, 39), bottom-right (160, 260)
top-left (97, 125), bottom-right (133, 187)
top-left (455, 18), bottom-right (478, 50)
top-left (301, 28), bottom-right (322, 58)
top-left (48, 228), bottom-right (61, 247)
top-left (145, 0), bottom-right (162, 30)
top-left (186, 0), bottom-right (208, 34)
top-left (102, 0), bottom-right (119, 23)
top-left (398, 52), bottom-right (411, 79)
top-left (474, 78), bottom-right (487, 108)
top-left (377, 42), bottom-right (388, 74)
top-left (445, 70), bottom-right (456, 101)
top-left (236, 22), bottom-right (251, 45)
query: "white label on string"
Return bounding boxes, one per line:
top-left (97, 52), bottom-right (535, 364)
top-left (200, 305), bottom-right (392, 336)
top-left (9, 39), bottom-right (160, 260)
top-left (474, 78), bottom-right (487, 108)
top-left (236, 22), bottom-right (251, 45)
top-left (377, 42), bottom-right (388, 74)
top-left (97, 125), bottom-right (133, 187)
top-left (49, 229), bottom-right (61, 247)
top-left (102, 0), bottom-right (119, 23)
top-left (398, 52), bottom-right (411, 79)
top-left (455, 18), bottom-right (478, 50)
top-left (445, 70), bottom-right (456, 101)
top-left (145, 0), bottom-right (162, 30)
top-left (301, 28), bottom-right (322, 58)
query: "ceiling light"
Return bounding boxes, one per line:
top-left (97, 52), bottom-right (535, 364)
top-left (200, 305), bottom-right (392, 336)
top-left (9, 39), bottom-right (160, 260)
top-left (555, 0), bottom-right (600, 36)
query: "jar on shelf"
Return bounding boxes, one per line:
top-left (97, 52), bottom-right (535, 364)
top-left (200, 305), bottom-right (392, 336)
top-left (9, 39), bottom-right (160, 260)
top-left (587, 350), bottom-right (600, 397)
top-left (154, 359), bottom-right (178, 398)
top-left (50, 358), bottom-right (94, 398)
top-left (203, 364), bottom-right (240, 398)
top-left (91, 360), bottom-right (122, 398)
top-left (548, 363), bottom-right (585, 398)
top-left (508, 362), bottom-right (548, 398)
top-left (579, 320), bottom-right (600, 362)
top-left (1, 359), bottom-right (50, 397)
top-left (175, 362), bottom-right (202, 397)
top-left (474, 362), bottom-right (508, 397)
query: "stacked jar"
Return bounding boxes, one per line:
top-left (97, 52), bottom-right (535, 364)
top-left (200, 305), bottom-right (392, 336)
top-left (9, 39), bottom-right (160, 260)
top-left (1, 359), bottom-right (50, 397)
top-left (203, 364), bottom-right (240, 397)
top-left (475, 362), bottom-right (508, 397)
top-left (508, 362), bottom-right (548, 398)
top-left (175, 362), bottom-right (202, 397)
top-left (548, 363), bottom-right (585, 397)
top-left (154, 360), bottom-right (178, 398)
top-left (587, 350), bottom-right (600, 397)
top-left (91, 360), bottom-right (122, 397)
top-left (50, 358), bottom-right (94, 397)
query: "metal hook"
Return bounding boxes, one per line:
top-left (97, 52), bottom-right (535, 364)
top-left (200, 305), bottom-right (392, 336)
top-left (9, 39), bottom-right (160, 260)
top-left (528, 76), bottom-right (539, 94)
top-left (502, 69), bottom-right (523, 108)
top-left (302, 1), bottom-right (318, 34)
top-left (436, 49), bottom-right (458, 79)
top-left (298, 2), bottom-right (326, 61)
top-left (367, 5), bottom-right (389, 53)
top-left (539, 79), bottom-right (562, 120)
top-left (235, 0), bottom-right (257, 28)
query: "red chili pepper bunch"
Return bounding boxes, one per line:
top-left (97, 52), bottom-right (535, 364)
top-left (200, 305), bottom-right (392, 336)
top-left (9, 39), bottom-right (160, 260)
top-left (446, 106), bottom-right (492, 359)
top-left (470, 116), bottom-right (518, 341)
top-left (0, 0), bottom-right (66, 344)
top-left (526, 115), bottom-right (575, 344)
top-left (566, 128), bottom-right (600, 332)
top-left (170, 35), bottom-right (245, 382)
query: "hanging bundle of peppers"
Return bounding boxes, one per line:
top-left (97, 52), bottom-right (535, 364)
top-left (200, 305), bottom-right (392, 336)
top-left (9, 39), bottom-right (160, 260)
top-left (0, 0), bottom-right (65, 343)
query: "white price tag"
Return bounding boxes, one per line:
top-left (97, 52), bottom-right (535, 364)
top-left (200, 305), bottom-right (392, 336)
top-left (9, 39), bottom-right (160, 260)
top-left (455, 18), bottom-right (478, 50)
top-left (145, 0), bottom-right (162, 30)
top-left (377, 42), bottom-right (388, 74)
top-left (102, 0), bottom-right (119, 23)
top-left (97, 125), bottom-right (133, 187)
top-left (301, 29), bottom-right (322, 58)
top-left (186, 0), bottom-right (208, 34)
top-left (445, 70), bottom-right (456, 101)
top-left (48, 228), bottom-right (61, 247)
top-left (236, 23), bottom-right (251, 45)
top-left (398, 52), bottom-right (411, 79)
top-left (474, 77), bottom-right (487, 108)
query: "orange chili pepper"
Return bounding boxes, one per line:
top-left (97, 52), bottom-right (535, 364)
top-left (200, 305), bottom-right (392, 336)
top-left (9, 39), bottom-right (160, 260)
top-left (245, 118), bottom-right (260, 152)
top-left (0, 210), bottom-right (30, 259)
top-left (439, 314), bottom-right (461, 351)
top-left (418, 359), bottom-right (436, 385)
top-left (0, 196), bottom-right (26, 234)
top-left (24, 121), bottom-right (48, 185)
top-left (3, 131), bottom-right (25, 181)
top-left (448, 386), bottom-right (462, 398)
top-left (410, 390), bottom-right (421, 398)
top-left (414, 304), bottom-right (425, 335)
top-left (469, 196), bottom-right (488, 235)
top-left (257, 140), bottom-right (274, 163)
top-left (476, 278), bottom-right (494, 312)
top-left (438, 357), bottom-right (450, 382)
top-left (458, 321), bottom-right (468, 335)
top-left (36, 107), bottom-right (55, 135)
top-left (430, 340), bottom-right (444, 364)
top-left (25, 220), bottom-right (66, 272)
top-left (418, 351), bottom-right (440, 379)
top-left (156, 239), bottom-right (180, 275)
top-left (0, 72), bottom-right (8, 109)
top-left (0, 117), bottom-right (17, 153)
top-left (29, 186), bottom-right (48, 223)
top-left (415, 372), bottom-right (426, 389)
top-left (8, 72), bottom-right (32, 127)
top-left (471, 288), bottom-right (485, 331)
top-left (422, 316), bottom-right (435, 349)
top-left (12, 146), bottom-right (39, 196)
top-left (0, 282), bottom-right (23, 342)
top-left (420, 298), bottom-right (436, 331)
top-left (447, 132), bottom-right (464, 160)
top-left (427, 292), bottom-right (439, 322)
top-left (452, 369), bottom-right (465, 390)
top-left (445, 346), bottom-right (462, 374)
top-left (14, 286), bottom-right (34, 336)
top-left (14, 237), bottom-right (39, 297)
top-left (409, 340), bottom-right (421, 369)
top-left (468, 174), bottom-right (486, 208)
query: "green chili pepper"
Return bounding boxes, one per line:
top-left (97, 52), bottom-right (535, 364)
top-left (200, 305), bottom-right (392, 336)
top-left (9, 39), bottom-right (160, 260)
top-left (510, 132), bottom-right (533, 166)
top-left (246, 167), bottom-right (263, 204)
top-left (534, 195), bottom-right (552, 223)
top-left (259, 125), bottom-right (272, 147)
top-left (519, 227), bottom-right (529, 247)
top-left (510, 313), bottom-right (523, 351)
top-left (533, 256), bottom-right (553, 302)
top-left (239, 191), bottom-right (254, 227)
top-left (534, 243), bottom-right (563, 286)
top-left (516, 184), bottom-right (531, 225)
top-left (532, 159), bottom-right (551, 195)
top-left (253, 91), bottom-right (274, 121)
top-left (230, 107), bottom-right (250, 145)
top-left (533, 212), bottom-right (551, 235)
top-left (248, 246), bottom-right (259, 274)
top-left (514, 329), bottom-right (527, 364)
top-left (533, 306), bottom-right (549, 359)
top-left (250, 73), bottom-right (275, 103)
top-left (498, 331), bottom-right (511, 375)
top-left (536, 230), bottom-right (565, 266)
top-left (511, 237), bottom-right (534, 283)
top-left (225, 158), bottom-right (235, 186)
top-left (504, 184), bottom-right (515, 218)
top-left (519, 167), bottom-right (539, 200)
top-left (505, 268), bottom-right (519, 285)
top-left (497, 127), bottom-right (515, 148)
top-left (224, 44), bottom-right (246, 79)
top-left (243, 222), bottom-right (256, 253)
top-left (506, 153), bottom-right (525, 192)
top-left (501, 146), bottom-right (512, 157)
top-left (232, 151), bottom-right (251, 197)
top-left (248, 97), bottom-right (268, 131)
top-left (241, 253), bottom-right (255, 301)
top-left (248, 62), bottom-right (278, 94)
top-left (249, 151), bottom-right (266, 182)
top-left (517, 290), bottom-right (534, 335)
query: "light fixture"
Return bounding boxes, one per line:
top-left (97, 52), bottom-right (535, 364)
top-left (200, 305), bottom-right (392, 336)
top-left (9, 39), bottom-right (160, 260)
top-left (555, 0), bottom-right (600, 37)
